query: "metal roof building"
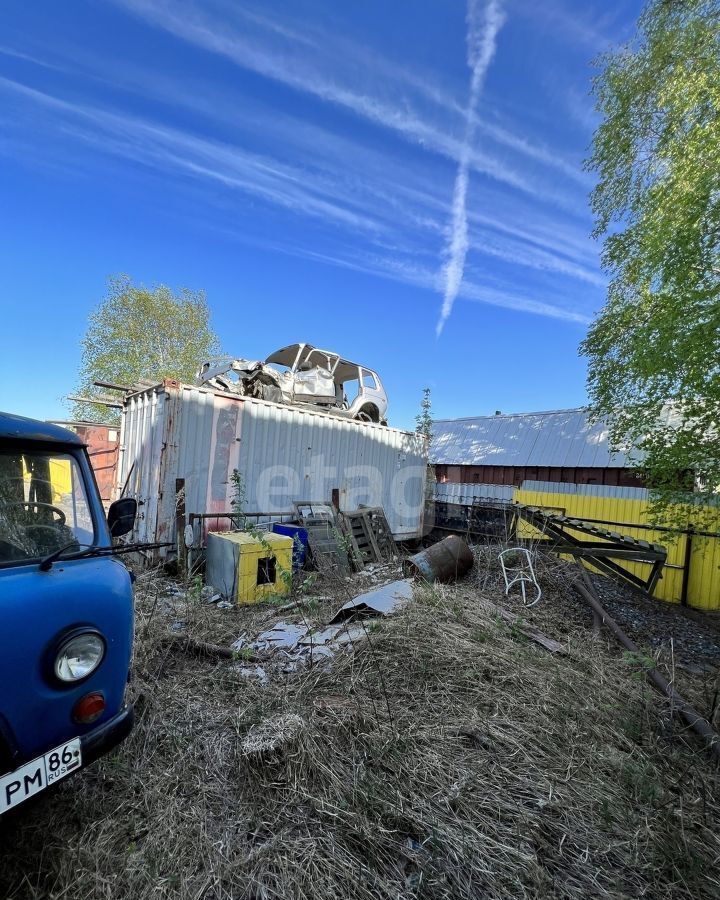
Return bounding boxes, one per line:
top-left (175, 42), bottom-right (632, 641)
top-left (431, 408), bottom-right (643, 488)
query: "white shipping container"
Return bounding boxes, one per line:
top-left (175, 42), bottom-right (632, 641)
top-left (117, 381), bottom-right (427, 554)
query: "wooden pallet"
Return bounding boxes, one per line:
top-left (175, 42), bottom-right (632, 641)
top-left (341, 507), bottom-right (396, 570)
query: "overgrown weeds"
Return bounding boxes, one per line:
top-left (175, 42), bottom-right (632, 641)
top-left (1, 563), bottom-right (719, 899)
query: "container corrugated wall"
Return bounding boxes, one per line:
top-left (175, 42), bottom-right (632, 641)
top-left (522, 480), bottom-right (651, 501)
top-left (433, 481), bottom-right (647, 507)
top-left (434, 482), bottom-right (514, 505)
top-left (118, 382), bottom-right (427, 553)
top-left (119, 385), bottom-right (176, 545)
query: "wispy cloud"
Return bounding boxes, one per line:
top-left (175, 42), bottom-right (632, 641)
top-left (0, 45), bottom-right (57, 68)
top-left (0, 76), bottom-right (389, 233)
top-left (0, 68), bottom-right (603, 322)
top-left (564, 85), bottom-right (601, 135)
top-left (231, 237), bottom-right (592, 325)
top-left (475, 118), bottom-right (590, 186)
top-left (512, 0), bottom-right (630, 52)
top-left (470, 232), bottom-right (603, 286)
top-left (435, 0), bottom-right (505, 337)
top-left (109, 0), bottom-right (587, 208)
top-left (2, 1), bottom-right (593, 214)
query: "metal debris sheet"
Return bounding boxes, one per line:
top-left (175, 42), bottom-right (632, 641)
top-left (329, 579), bottom-right (414, 623)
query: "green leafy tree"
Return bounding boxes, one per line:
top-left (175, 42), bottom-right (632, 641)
top-left (72, 275), bottom-right (221, 423)
top-left (581, 0), bottom-right (720, 517)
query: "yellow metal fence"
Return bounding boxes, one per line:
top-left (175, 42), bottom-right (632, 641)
top-left (513, 486), bottom-right (720, 611)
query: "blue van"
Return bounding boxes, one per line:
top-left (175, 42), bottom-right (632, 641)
top-left (0, 412), bottom-right (136, 815)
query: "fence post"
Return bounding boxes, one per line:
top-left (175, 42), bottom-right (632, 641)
top-left (680, 526), bottom-right (694, 607)
top-left (175, 478), bottom-right (187, 579)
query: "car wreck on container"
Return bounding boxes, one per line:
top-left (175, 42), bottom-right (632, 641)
top-left (196, 343), bottom-right (388, 424)
top-left (116, 379), bottom-right (426, 561)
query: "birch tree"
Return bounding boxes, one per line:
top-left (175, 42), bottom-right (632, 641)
top-left (582, 0), bottom-right (720, 515)
top-left (72, 275), bottom-right (221, 422)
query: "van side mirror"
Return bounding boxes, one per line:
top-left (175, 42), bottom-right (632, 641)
top-left (107, 497), bottom-right (137, 537)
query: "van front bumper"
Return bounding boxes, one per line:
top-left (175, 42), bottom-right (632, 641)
top-left (80, 704), bottom-right (134, 766)
top-left (0, 705), bottom-right (135, 817)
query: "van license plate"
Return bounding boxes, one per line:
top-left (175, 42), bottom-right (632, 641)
top-left (0, 738), bottom-right (81, 815)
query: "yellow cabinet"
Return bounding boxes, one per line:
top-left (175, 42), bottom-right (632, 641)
top-left (206, 531), bottom-right (293, 605)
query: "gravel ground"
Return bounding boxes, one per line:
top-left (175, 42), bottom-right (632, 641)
top-left (589, 573), bottom-right (720, 671)
top-left (472, 539), bottom-right (720, 671)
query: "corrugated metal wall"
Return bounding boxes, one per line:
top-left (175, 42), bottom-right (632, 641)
top-left (434, 464), bottom-right (643, 487)
top-left (119, 386), bottom-right (175, 545)
top-left (118, 383), bottom-right (427, 550)
top-left (434, 482), bottom-right (514, 504)
top-left (521, 480), bottom-right (651, 500)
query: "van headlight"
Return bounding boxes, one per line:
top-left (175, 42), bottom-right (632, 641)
top-left (54, 632), bottom-right (106, 682)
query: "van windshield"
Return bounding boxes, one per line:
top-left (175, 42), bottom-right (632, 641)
top-left (0, 451), bottom-right (97, 566)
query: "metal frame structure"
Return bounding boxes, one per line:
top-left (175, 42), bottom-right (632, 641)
top-left (508, 503), bottom-right (667, 595)
top-left (292, 501), bottom-right (351, 576)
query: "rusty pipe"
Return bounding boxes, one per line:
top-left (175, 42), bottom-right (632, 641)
top-left (574, 578), bottom-right (720, 760)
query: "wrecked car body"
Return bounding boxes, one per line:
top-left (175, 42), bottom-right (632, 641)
top-left (196, 343), bottom-right (388, 424)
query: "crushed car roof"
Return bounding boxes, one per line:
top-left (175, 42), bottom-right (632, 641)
top-left (266, 343), bottom-right (368, 383)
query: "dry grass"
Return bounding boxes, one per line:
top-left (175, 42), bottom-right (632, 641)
top-left (1, 552), bottom-right (720, 900)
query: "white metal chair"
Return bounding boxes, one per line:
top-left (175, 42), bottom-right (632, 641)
top-left (498, 547), bottom-right (542, 607)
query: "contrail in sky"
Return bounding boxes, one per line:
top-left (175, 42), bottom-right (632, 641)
top-left (436, 0), bottom-right (505, 337)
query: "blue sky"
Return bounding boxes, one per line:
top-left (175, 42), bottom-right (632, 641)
top-left (0, 0), bottom-right (641, 430)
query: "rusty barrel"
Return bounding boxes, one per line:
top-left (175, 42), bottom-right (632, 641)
top-left (403, 535), bottom-right (473, 583)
